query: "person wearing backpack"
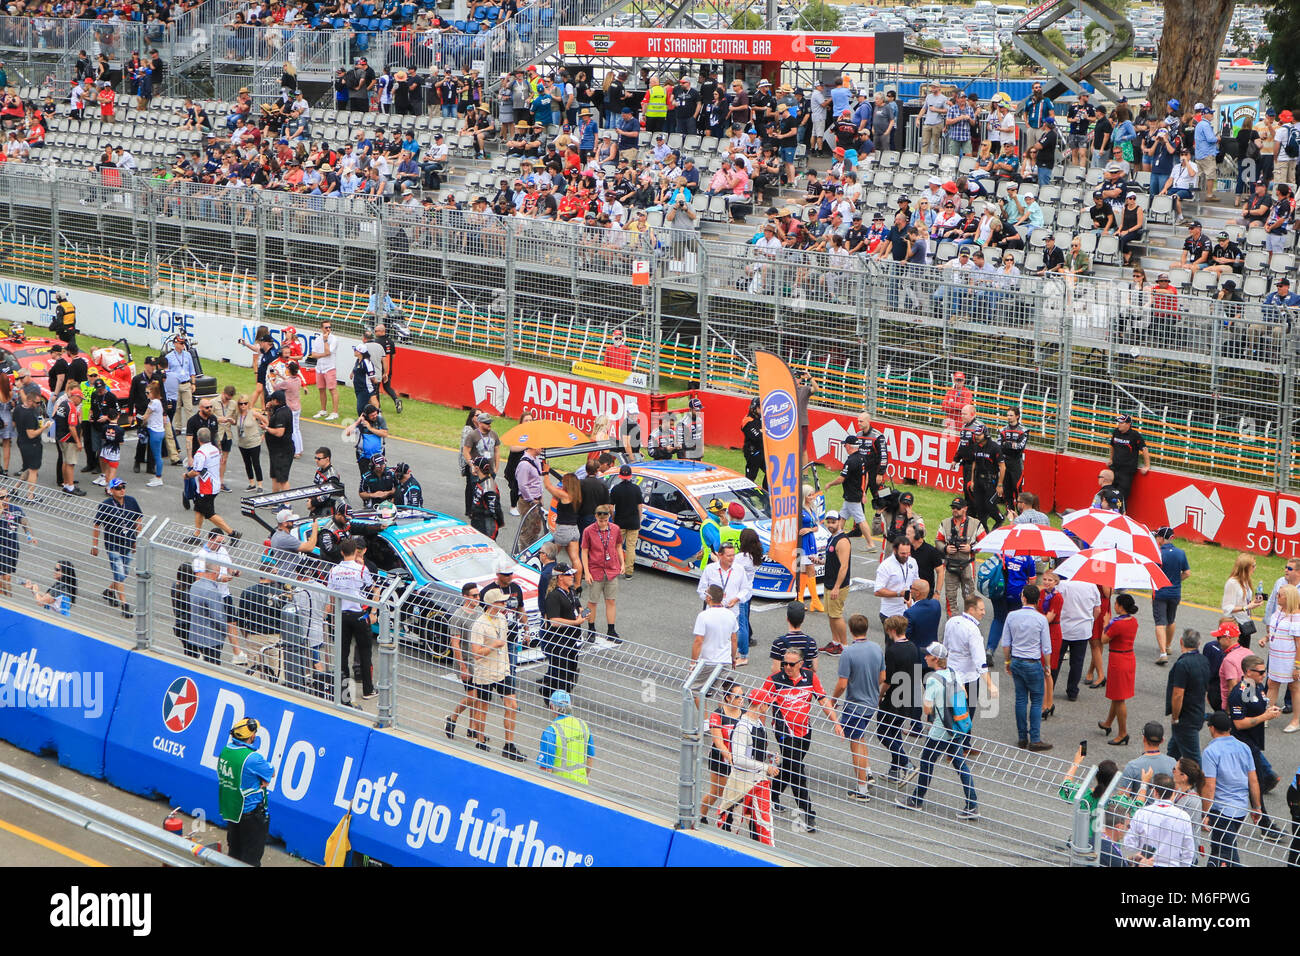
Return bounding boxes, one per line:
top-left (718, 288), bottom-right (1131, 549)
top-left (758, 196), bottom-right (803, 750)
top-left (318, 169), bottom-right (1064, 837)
top-left (896, 642), bottom-right (978, 819)
top-left (1000, 583), bottom-right (1054, 752)
top-left (1275, 109), bottom-right (1298, 187)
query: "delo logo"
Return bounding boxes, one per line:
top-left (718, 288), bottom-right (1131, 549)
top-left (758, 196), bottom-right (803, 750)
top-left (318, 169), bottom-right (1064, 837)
top-left (1164, 485), bottom-right (1225, 540)
top-left (473, 368), bottom-right (509, 413)
top-left (761, 389), bottom-right (796, 441)
top-left (161, 676), bottom-right (199, 733)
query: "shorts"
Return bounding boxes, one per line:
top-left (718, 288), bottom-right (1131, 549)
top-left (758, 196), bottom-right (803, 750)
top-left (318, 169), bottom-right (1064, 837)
top-left (841, 500), bottom-right (866, 523)
top-left (194, 493), bottom-right (216, 518)
top-left (552, 523), bottom-right (580, 546)
top-left (779, 146), bottom-right (796, 164)
top-left (839, 701), bottom-right (874, 741)
top-left (268, 450), bottom-right (293, 483)
top-left (586, 576), bottom-right (619, 602)
top-left (460, 675), bottom-right (476, 694)
top-left (18, 442), bottom-right (40, 472)
top-left (472, 679), bottom-right (511, 702)
top-left (1152, 597), bottom-right (1180, 627)
top-left (220, 437), bottom-right (232, 453)
top-left (1067, 133), bottom-right (1089, 150)
top-left (317, 368), bottom-right (338, 389)
top-left (107, 549), bottom-right (133, 583)
top-left (707, 750), bottom-right (732, 778)
top-left (1169, 187), bottom-right (1193, 199)
top-left (687, 662), bottom-right (731, 694)
top-left (60, 441), bottom-right (80, 469)
top-left (825, 589), bottom-right (846, 620)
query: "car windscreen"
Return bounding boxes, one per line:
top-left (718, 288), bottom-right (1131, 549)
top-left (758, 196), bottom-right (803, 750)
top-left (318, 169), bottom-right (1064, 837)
top-left (684, 479), bottom-right (772, 519)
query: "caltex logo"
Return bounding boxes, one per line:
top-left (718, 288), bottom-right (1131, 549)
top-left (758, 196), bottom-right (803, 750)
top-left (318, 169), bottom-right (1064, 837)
top-left (162, 676), bottom-right (199, 733)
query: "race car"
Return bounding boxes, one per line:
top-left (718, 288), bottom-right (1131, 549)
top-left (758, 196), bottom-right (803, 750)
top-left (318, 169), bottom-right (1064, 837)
top-left (0, 325), bottom-right (135, 400)
top-left (524, 456), bottom-right (829, 599)
top-left (243, 485), bottom-right (543, 655)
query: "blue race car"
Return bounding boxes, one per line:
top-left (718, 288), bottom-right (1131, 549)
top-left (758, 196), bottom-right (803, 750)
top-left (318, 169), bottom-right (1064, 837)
top-left (523, 459), bottom-right (828, 599)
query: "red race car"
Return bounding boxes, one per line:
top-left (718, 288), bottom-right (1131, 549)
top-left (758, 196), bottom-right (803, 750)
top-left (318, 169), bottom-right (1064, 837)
top-left (0, 325), bottom-right (135, 400)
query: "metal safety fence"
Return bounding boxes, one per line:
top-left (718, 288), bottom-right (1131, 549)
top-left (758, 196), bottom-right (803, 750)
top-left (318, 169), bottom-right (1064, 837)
top-left (0, 475), bottom-right (1293, 867)
top-left (0, 162), bottom-right (1295, 489)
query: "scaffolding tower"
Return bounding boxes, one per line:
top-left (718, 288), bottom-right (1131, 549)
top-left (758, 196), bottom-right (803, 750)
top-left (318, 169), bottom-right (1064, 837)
top-left (1011, 0), bottom-right (1133, 100)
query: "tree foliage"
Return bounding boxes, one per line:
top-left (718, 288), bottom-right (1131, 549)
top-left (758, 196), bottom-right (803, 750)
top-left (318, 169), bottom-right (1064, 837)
top-left (1260, 0), bottom-right (1300, 110)
top-left (731, 10), bottom-right (762, 30)
top-left (1002, 28), bottom-right (1068, 69)
top-left (1083, 0), bottom-right (1132, 58)
top-left (791, 0), bottom-right (840, 32)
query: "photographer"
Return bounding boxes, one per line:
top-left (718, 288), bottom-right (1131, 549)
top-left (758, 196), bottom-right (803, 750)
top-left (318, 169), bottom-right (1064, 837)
top-left (342, 404), bottom-right (389, 479)
top-left (1160, 149), bottom-right (1199, 223)
top-left (936, 497), bottom-right (985, 617)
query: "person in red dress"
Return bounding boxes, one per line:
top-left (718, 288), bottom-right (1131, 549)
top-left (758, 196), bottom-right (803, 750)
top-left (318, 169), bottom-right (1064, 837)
top-left (1085, 583), bottom-right (1112, 687)
top-left (1099, 592), bottom-right (1139, 746)
top-left (1038, 568), bottom-right (1064, 717)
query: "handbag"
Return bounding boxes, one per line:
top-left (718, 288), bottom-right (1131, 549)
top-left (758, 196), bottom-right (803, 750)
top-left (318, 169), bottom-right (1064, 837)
top-left (1238, 619), bottom-right (1257, 639)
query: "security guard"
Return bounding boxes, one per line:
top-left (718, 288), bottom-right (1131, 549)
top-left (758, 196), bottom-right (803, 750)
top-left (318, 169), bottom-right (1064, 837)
top-left (967, 424), bottom-right (1004, 532)
top-left (997, 407), bottom-right (1029, 513)
top-left (643, 75), bottom-right (668, 133)
top-left (217, 717), bottom-right (274, 866)
top-left (537, 691), bottom-right (594, 784)
top-left (51, 291), bottom-right (77, 349)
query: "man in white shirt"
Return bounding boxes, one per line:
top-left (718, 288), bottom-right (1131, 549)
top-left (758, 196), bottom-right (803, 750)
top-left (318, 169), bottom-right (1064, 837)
top-left (183, 427), bottom-right (237, 537)
top-left (696, 542), bottom-right (750, 611)
top-left (193, 529), bottom-right (249, 665)
top-left (692, 584), bottom-right (738, 669)
top-left (1056, 575), bottom-right (1101, 702)
top-left (944, 594), bottom-right (997, 720)
top-left (1123, 775), bottom-right (1197, 866)
top-left (326, 536), bottom-right (377, 700)
top-left (309, 319), bottom-right (340, 420)
top-left (875, 538), bottom-right (918, 623)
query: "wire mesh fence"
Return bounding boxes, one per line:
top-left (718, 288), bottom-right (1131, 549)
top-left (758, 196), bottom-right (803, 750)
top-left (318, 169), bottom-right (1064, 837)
top-left (1, 474), bottom-right (1297, 867)
top-left (0, 163), bottom-right (1295, 489)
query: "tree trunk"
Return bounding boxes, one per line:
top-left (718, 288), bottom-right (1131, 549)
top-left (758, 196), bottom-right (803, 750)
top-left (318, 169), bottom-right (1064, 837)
top-left (1148, 0), bottom-right (1236, 111)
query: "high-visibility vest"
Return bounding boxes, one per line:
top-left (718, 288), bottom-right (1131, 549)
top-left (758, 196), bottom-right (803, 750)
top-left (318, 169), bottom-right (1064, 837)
top-left (698, 516), bottom-right (722, 569)
top-left (55, 301), bottom-right (76, 331)
top-left (548, 714), bottom-right (590, 784)
top-left (645, 85), bottom-right (668, 118)
top-left (720, 522), bottom-right (742, 550)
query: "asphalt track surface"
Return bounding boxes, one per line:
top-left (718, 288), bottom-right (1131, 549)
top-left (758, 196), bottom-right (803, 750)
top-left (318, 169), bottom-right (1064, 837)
top-left (7, 413), bottom-right (1299, 866)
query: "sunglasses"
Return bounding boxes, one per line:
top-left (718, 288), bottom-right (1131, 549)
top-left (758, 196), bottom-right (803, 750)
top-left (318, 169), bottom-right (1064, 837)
top-left (782, 661), bottom-right (802, 668)
top-left (238, 401), bottom-right (249, 406)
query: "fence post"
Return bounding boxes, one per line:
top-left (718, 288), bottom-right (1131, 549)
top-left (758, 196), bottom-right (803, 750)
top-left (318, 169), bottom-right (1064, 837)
top-left (1067, 765), bottom-right (1099, 866)
top-left (374, 207), bottom-right (388, 324)
top-left (49, 171), bottom-right (60, 285)
top-left (503, 221), bottom-right (516, 365)
top-left (1276, 353), bottom-right (1294, 492)
top-left (696, 238), bottom-right (710, 390)
top-left (676, 661), bottom-right (711, 830)
top-left (1053, 279), bottom-right (1073, 456)
top-left (146, 184), bottom-right (159, 298)
top-left (374, 584), bottom-right (402, 729)
top-left (649, 265), bottom-right (662, 393)
top-left (135, 520), bottom-right (162, 650)
top-left (862, 260), bottom-right (882, 417)
top-left (254, 201), bottom-right (267, 326)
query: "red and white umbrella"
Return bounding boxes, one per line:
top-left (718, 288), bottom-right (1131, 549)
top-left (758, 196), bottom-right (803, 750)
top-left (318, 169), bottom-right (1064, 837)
top-left (975, 525), bottom-right (1080, 557)
top-left (1055, 548), bottom-right (1172, 590)
top-left (1060, 507), bottom-right (1147, 541)
top-left (1087, 524), bottom-right (1161, 562)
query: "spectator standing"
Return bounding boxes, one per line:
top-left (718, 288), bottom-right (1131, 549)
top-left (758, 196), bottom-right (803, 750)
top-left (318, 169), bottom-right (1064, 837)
top-left (1192, 103), bottom-right (1220, 201)
top-left (1001, 583), bottom-right (1053, 750)
top-left (897, 642), bottom-right (979, 819)
top-left (874, 537), bottom-right (917, 626)
top-left (326, 537), bottom-right (376, 701)
top-left (1107, 413), bottom-right (1149, 502)
top-left (52, 379), bottom-right (85, 496)
top-left (309, 320), bottom-right (340, 420)
top-left (540, 564), bottom-right (587, 699)
top-left (183, 428), bottom-right (238, 540)
top-left (1227, 654), bottom-right (1285, 841)
top-left (1202, 710), bottom-right (1262, 866)
top-left (609, 464), bottom-right (643, 579)
top-left (946, 595), bottom-right (997, 721)
top-left (921, 81), bottom-right (948, 155)
top-left (1167, 628), bottom-right (1212, 764)
top-left (234, 395), bottom-right (264, 490)
top-left (1118, 721), bottom-right (1177, 792)
top-left (1123, 773), bottom-right (1197, 867)
top-left (0, 487), bottom-right (31, 598)
top-left (462, 412), bottom-right (501, 517)
top-left (879, 614), bottom-right (921, 776)
top-left (830, 614), bottom-right (884, 802)
top-left (89, 478), bottom-right (140, 617)
top-left (717, 693), bottom-right (778, 845)
top-left (580, 504), bottom-right (623, 642)
top-left (1221, 552), bottom-right (1263, 649)
top-left (164, 336), bottom-right (196, 460)
top-left (256, 390), bottom-right (294, 492)
top-left (12, 383), bottom-right (43, 496)
top-left (1152, 526), bottom-right (1191, 664)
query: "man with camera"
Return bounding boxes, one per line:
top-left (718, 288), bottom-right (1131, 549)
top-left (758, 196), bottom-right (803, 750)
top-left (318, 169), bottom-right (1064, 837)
top-left (936, 497), bottom-right (985, 618)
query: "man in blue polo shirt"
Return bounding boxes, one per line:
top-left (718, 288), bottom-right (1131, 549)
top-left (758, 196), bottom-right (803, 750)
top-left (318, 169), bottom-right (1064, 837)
top-left (1152, 526), bottom-right (1190, 664)
top-left (1202, 709), bottom-right (1261, 867)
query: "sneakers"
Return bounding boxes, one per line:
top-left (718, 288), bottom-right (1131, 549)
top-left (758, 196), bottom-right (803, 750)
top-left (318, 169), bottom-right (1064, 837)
top-left (395, 399), bottom-right (404, 413)
top-left (900, 766), bottom-right (920, 787)
top-left (101, 587), bottom-right (120, 609)
top-left (895, 797), bottom-right (921, 811)
top-left (444, 715), bottom-right (456, 740)
top-left (92, 476), bottom-right (107, 486)
top-left (63, 486), bottom-right (86, 496)
top-left (229, 530), bottom-right (243, 544)
top-left (957, 807), bottom-right (981, 820)
top-left (121, 603), bottom-right (133, 619)
top-left (1156, 653), bottom-right (1169, 665)
top-left (819, 641), bottom-right (843, 655)
top-left (509, 507), bottom-right (520, 517)
top-left (230, 652), bottom-right (249, 665)
top-left (362, 690), bottom-right (379, 700)
top-left (1027, 741), bottom-right (1054, 752)
top-left (771, 800), bottom-right (788, 815)
top-left (325, 412), bottom-right (339, 421)
top-left (146, 477), bottom-right (164, 487)
top-left (502, 743), bottom-right (526, 762)
top-left (847, 787), bottom-right (872, 802)
top-left (791, 812), bottom-right (816, 834)
top-left (313, 410), bottom-right (328, 419)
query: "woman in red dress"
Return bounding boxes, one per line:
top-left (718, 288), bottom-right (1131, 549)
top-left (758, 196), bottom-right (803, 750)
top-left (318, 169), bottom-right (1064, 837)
top-left (1099, 592), bottom-right (1139, 746)
top-left (1038, 569), bottom-right (1064, 717)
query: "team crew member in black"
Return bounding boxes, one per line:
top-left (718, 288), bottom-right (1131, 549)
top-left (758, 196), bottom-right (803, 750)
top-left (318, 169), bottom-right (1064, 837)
top-left (372, 323), bottom-right (403, 413)
top-left (825, 434), bottom-right (869, 539)
top-left (952, 406), bottom-right (982, 509)
top-left (52, 292), bottom-right (77, 349)
top-left (394, 462), bottom-right (423, 507)
top-left (740, 398), bottom-right (766, 490)
top-left (131, 356), bottom-right (162, 473)
top-left (966, 424), bottom-right (1003, 531)
top-left (316, 501), bottom-right (380, 563)
top-left (86, 377), bottom-right (119, 475)
top-left (769, 601), bottom-right (821, 673)
top-left (308, 446), bottom-right (343, 516)
top-left (1108, 413), bottom-right (1150, 501)
top-left (539, 563), bottom-right (588, 699)
top-left (997, 407), bottom-right (1029, 513)
top-left (880, 491), bottom-right (917, 545)
top-left (469, 456), bottom-right (505, 539)
top-left (908, 523), bottom-right (945, 594)
top-left (859, 419), bottom-right (889, 509)
top-left (358, 454), bottom-right (396, 505)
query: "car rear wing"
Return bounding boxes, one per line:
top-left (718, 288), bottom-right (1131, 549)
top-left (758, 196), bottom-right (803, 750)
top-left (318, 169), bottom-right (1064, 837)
top-left (241, 480), bottom-right (345, 531)
top-left (539, 439), bottom-right (627, 463)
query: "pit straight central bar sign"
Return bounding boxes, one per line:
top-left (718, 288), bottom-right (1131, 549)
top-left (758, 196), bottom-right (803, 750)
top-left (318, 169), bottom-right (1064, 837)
top-left (557, 28), bottom-right (904, 64)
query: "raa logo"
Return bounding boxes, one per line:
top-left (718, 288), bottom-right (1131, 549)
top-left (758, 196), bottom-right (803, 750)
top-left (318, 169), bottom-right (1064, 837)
top-left (162, 676), bottom-right (200, 733)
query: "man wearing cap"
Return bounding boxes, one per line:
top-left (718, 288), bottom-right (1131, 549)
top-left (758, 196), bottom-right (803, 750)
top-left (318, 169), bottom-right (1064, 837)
top-left (537, 690), bottom-right (594, 784)
top-left (91, 477), bottom-right (142, 617)
top-left (825, 433), bottom-right (875, 545)
top-left (966, 423), bottom-right (1004, 531)
top-left (1162, 149), bottom-right (1200, 224)
top-left (469, 586), bottom-right (527, 762)
top-left (676, 396), bottom-right (704, 462)
top-left (897, 642), bottom-right (979, 818)
top-left (1146, 525), bottom-right (1191, 664)
top-left (615, 107), bottom-right (640, 161)
top-left (1118, 721), bottom-right (1177, 793)
top-left (1108, 413), bottom-right (1149, 502)
top-left (672, 76), bottom-right (699, 139)
top-left (539, 563), bottom-right (588, 700)
top-left (817, 510), bottom-right (854, 656)
top-left (581, 504), bottom-right (623, 643)
top-left (462, 412), bottom-right (500, 517)
top-left (1275, 109), bottom-right (1299, 186)
top-left (1192, 103), bottom-right (1220, 201)
top-left (1168, 219), bottom-right (1211, 273)
top-left (269, 505), bottom-right (318, 559)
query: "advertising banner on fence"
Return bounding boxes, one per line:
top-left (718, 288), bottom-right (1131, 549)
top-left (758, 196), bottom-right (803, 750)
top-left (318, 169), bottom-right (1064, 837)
top-left (104, 653), bottom-right (370, 865)
top-left (556, 27), bottom-right (903, 63)
top-left (0, 272), bottom-right (353, 370)
top-left (0, 614), bottom-right (129, 777)
top-left (755, 350), bottom-right (801, 575)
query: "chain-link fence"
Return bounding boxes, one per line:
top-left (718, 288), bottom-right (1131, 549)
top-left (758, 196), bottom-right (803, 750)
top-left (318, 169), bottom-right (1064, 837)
top-left (3, 474), bottom-right (1294, 867)
top-left (0, 163), bottom-right (1295, 488)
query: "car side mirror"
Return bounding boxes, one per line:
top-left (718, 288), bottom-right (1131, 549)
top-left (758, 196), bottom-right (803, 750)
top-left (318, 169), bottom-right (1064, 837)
top-left (678, 510), bottom-right (701, 527)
